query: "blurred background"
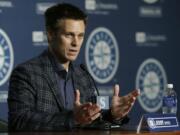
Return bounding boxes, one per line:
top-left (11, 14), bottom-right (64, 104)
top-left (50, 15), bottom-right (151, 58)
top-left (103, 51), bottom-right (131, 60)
top-left (0, 0), bottom-right (179, 126)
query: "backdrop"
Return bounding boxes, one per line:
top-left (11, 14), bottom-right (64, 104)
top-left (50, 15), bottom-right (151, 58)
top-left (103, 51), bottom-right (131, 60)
top-left (0, 0), bottom-right (180, 126)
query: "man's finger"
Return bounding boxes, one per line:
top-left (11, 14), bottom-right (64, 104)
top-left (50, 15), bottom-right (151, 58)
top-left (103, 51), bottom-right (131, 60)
top-left (131, 89), bottom-right (140, 97)
top-left (113, 84), bottom-right (120, 97)
top-left (89, 113), bottom-right (101, 122)
top-left (81, 102), bottom-right (92, 110)
top-left (87, 104), bottom-right (101, 117)
top-left (123, 95), bottom-right (136, 104)
top-left (75, 89), bottom-right (81, 106)
top-left (125, 89), bottom-right (140, 101)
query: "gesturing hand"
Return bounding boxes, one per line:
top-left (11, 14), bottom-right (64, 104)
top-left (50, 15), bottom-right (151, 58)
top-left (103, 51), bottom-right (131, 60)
top-left (74, 90), bottom-right (101, 125)
top-left (111, 85), bottom-right (140, 120)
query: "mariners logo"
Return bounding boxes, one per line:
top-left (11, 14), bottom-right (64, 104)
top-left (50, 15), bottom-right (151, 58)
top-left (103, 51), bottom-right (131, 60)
top-left (0, 29), bottom-right (14, 86)
top-left (147, 118), bottom-right (156, 129)
top-left (85, 27), bottom-right (119, 83)
top-left (136, 58), bottom-right (167, 112)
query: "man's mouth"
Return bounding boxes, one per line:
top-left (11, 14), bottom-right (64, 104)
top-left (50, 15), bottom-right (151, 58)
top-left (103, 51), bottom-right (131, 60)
top-left (69, 49), bottom-right (78, 52)
top-left (68, 49), bottom-right (78, 56)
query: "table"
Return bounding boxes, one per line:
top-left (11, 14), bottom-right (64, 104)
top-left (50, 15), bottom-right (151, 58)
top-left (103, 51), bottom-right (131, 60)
top-left (0, 130), bottom-right (180, 135)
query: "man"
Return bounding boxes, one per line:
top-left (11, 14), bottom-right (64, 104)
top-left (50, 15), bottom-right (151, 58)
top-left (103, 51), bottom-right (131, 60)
top-left (8, 3), bottom-right (140, 131)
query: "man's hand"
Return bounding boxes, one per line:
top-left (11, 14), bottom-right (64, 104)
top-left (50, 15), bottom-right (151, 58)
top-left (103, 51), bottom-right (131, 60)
top-left (111, 84), bottom-right (140, 120)
top-left (74, 90), bottom-right (101, 125)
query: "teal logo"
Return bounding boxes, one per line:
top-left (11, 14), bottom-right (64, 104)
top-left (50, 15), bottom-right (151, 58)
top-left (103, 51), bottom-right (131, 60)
top-left (136, 58), bottom-right (167, 112)
top-left (0, 29), bottom-right (14, 86)
top-left (85, 27), bottom-right (119, 83)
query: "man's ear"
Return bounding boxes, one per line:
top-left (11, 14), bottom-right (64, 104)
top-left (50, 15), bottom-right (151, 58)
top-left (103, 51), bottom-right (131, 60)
top-left (47, 29), bottom-right (55, 43)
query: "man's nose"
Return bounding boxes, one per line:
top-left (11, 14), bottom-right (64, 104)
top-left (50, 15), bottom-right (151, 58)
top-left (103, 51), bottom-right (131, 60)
top-left (72, 37), bottom-right (78, 46)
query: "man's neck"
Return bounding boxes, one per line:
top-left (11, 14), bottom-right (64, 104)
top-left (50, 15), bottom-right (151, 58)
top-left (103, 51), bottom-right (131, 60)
top-left (62, 62), bottom-right (70, 72)
top-left (49, 47), bottom-right (70, 72)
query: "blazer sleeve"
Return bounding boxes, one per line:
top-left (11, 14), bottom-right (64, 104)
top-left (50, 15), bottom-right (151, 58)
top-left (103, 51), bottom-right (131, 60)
top-left (8, 66), bottom-right (75, 131)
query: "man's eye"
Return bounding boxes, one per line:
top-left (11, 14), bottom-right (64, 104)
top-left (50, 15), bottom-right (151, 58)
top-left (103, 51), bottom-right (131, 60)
top-left (65, 34), bottom-right (73, 38)
top-left (79, 34), bottom-right (84, 39)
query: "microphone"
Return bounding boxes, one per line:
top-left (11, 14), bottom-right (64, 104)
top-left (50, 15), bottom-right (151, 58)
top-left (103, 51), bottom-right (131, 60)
top-left (79, 64), bottom-right (129, 130)
top-left (80, 64), bottom-right (99, 96)
top-left (80, 64), bottom-right (109, 110)
top-left (80, 64), bottom-right (111, 130)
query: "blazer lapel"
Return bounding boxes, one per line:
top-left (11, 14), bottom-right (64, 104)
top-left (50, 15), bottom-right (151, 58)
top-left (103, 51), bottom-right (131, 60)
top-left (40, 50), bottom-right (65, 110)
top-left (45, 72), bottom-right (65, 109)
top-left (72, 65), bottom-right (87, 104)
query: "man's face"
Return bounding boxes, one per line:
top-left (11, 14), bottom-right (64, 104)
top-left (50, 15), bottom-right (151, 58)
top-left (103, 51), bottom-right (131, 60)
top-left (48, 19), bottom-right (85, 62)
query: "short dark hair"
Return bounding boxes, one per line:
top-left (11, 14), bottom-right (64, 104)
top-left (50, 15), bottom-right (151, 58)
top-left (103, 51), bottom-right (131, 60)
top-left (45, 3), bottom-right (87, 31)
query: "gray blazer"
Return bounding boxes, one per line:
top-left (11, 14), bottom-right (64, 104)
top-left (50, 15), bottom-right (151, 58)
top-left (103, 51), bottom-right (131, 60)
top-left (8, 49), bottom-right (128, 131)
top-left (8, 49), bottom-right (98, 131)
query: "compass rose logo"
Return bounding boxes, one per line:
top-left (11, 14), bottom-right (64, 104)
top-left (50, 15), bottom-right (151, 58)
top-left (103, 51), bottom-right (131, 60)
top-left (0, 29), bottom-right (14, 86)
top-left (85, 27), bottom-right (119, 83)
top-left (136, 58), bottom-right (167, 112)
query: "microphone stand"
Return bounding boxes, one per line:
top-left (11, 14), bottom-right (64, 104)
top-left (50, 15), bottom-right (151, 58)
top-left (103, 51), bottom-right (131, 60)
top-left (80, 64), bottom-right (111, 130)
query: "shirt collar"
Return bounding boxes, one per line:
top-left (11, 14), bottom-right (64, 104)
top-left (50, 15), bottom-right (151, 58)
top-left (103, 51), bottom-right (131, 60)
top-left (48, 48), bottom-right (73, 79)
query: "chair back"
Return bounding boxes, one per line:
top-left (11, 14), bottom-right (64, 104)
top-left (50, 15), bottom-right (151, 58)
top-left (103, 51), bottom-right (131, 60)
top-left (0, 119), bottom-right (8, 132)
